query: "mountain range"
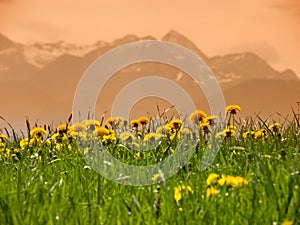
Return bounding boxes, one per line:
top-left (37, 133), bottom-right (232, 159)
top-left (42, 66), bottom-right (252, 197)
top-left (0, 30), bottom-right (299, 130)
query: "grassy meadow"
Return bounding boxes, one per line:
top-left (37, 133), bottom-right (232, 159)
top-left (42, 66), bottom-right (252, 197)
top-left (0, 105), bottom-right (299, 225)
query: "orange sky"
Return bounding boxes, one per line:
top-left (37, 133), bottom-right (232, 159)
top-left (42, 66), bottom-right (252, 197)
top-left (1, 0), bottom-right (300, 78)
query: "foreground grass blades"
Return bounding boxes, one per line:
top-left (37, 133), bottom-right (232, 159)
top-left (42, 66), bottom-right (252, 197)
top-left (0, 107), bottom-right (299, 225)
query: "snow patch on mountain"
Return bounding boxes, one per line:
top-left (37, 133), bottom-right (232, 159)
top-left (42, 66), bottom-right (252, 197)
top-left (232, 53), bottom-right (246, 62)
top-left (216, 71), bottom-right (241, 83)
top-left (23, 41), bottom-right (108, 68)
top-left (0, 47), bottom-right (19, 56)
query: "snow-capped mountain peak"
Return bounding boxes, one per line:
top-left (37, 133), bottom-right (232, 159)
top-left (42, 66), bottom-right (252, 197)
top-left (23, 41), bottom-right (108, 68)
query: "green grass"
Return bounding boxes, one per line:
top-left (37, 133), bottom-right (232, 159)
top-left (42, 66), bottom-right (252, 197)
top-left (0, 115), bottom-right (299, 225)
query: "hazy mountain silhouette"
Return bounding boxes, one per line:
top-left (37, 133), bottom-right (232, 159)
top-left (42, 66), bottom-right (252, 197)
top-left (0, 33), bottom-right (16, 50)
top-left (0, 31), bottom-right (299, 130)
top-left (224, 79), bottom-right (300, 116)
top-left (162, 30), bottom-right (209, 62)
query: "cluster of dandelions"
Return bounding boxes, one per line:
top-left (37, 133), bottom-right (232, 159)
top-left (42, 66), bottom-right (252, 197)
top-left (171, 173), bottom-right (248, 212)
top-left (206, 173), bottom-right (248, 198)
top-left (214, 104), bottom-right (283, 140)
top-left (0, 104), bottom-right (220, 160)
top-left (0, 103), bottom-right (287, 162)
top-left (242, 122), bottom-right (281, 140)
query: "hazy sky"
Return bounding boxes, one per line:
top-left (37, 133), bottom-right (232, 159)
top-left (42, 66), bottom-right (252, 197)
top-left (1, 0), bottom-right (300, 78)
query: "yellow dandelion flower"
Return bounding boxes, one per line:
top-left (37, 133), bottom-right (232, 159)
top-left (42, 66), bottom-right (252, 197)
top-left (242, 131), bottom-right (255, 139)
top-left (178, 207), bottom-right (183, 212)
top-left (200, 122), bottom-right (210, 128)
top-left (220, 175), bottom-right (248, 188)
top-left (31, 137), bottom-right (41, 146)
top-left (105, 117), bottom-right (124, 128)
top-left (137, 116), bottom-right (150, 126)
top-left (235, 176), bottom-right (246, 187)
top-left (130, 119), bottom-right (140, 128)
top-left (6, 148), bottom-right (11, 158)
top-left (281, 221), bottom-right (293, 225)
top-left (82, 120), bottom-right (100, 131)
top-left (20, 137), bottom-right (42, 148)
top-left (226, 104), bottom-right (241, 114)
top-left (269, 122), bottom-right (281, 133)
top-left (30, 127), bottom-right (47, 137)
top-left (20, 138), bottom-right (30, 149)
top-left (51, 133), bottom-right (68, 143)
top-left (204, 115), bottom-right (218, 125)
top-left (14, 148), bottom-right (21, 154)
top-left (227, 125), bottom-right (236, 131)
top-left (181, 185), bottom-right (193, 194)
top-left (207, 173), bottom-right (219, 185)
top-left (225, 128), bottom-right (236, 137)
top-left (174, 185), bottom-right (193, 202)
top-left (174, 186), bottom-right (182, 202)
top-left (68, 131), bottom-right (77, 139)
top-left (168, 119), bottom-right (182, 130)
top-left (170, 132), bottom-right (181, 141)
top-left (0, 134), bottom-right (8, 143)
top-left (200, 122), bottom-right (210, 135)
top-left (94, 126), bottom-right (110, 137)
top-left (109, 129), bottom-right (115, 135)
top-left (105, 118), bottom-right (113, 128)
top-left (225, 175), bottom-right (248, 188)
top-left (225, 175), bottom-right (239, 187)
top-left (57, 124), bottom-right (73, 134)
top-left (165, 125), bottom-right (172, 134)
top-left (206, 187), bottom-right (217, 198)
top-left (102, 133), bottom-right (117, 145)
top-left (254, 129), bottom-right (268, 139)
top-left (166, 119), bottom-right (182, 133)
top-left (189, 110), bottom-right (207, 124)
top-left (218, 175), bottom-right (226, 186)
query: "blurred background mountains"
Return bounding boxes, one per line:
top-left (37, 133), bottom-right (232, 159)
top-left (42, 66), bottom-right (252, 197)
top-left (0, 30), bottom-right (299, 130)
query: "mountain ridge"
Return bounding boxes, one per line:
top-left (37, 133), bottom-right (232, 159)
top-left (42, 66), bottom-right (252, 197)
top-left (0, 30), bottom-right (299, 130)
top-left (0, 30), bottom-right (298, 81)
